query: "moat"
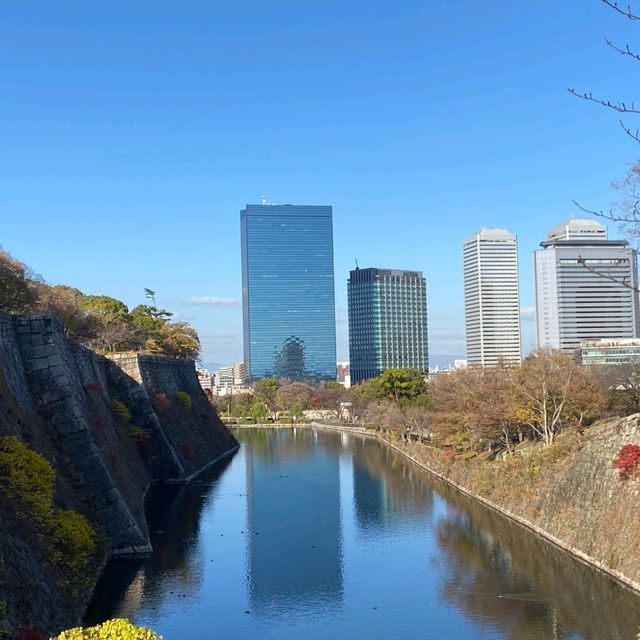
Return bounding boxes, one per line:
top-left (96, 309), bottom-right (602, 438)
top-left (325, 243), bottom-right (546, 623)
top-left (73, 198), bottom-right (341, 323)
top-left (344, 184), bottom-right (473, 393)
top-left (86, 428), bottom-right (640, 639)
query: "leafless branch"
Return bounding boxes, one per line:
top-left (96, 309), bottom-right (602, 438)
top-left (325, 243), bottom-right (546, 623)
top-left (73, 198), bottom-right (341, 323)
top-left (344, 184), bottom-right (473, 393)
top-left (601, 0), bottom-right (640, 20)
top-left (577, 254), bottom-right (639, 292)
top-left (572, 198), bottom-right (640, 225)
top-left (620, 119), bottom-right (640, 142)
top-left (605, 38), bottom-right (640, 60)
top-left (568, 88), bottom-right (640, 113)
top-left (572, 199), bottom-right (610, 218)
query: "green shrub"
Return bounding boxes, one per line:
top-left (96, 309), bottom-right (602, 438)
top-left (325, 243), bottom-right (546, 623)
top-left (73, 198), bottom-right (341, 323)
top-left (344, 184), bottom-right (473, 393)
top-left (175, 391), bottom-right (192, 409)
top-left (0, 437), bottom-right (96, 596)
top-left (51, 508), bottom-right (96, 576)
top-left (0, 436), bottom-right (55, 525)
top-left (111, 399), bottom-right (132, 422)
top-left (53, 619), bottom-right (162, 639)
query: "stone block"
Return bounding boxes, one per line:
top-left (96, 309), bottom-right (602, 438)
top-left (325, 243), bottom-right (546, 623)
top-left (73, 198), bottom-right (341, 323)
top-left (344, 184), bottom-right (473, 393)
top-left (57, 417), bottom-right (85, 437)
top-left (48, 366), bottom-right (66, 379)
top-left (62, 431), bottom-right (89, 453)
top-left (52, 373), bottom-right (70, 387)
top-left (47, 354), bottom-right (63, 367)
top-left (30, 333), bottom-right (44, 347)
top-left (29, 357), bottom-right (49, 372)
top-left (25, 344), bottom-right (57, 360)
top-left (30, 319), bottom-right (44, 332)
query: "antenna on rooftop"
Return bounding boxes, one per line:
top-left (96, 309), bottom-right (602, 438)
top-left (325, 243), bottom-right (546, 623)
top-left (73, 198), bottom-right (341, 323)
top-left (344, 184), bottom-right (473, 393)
top-left (261, 195), bottom-right (267, 206)
top-left (355, 258), bottom-right (359, 269)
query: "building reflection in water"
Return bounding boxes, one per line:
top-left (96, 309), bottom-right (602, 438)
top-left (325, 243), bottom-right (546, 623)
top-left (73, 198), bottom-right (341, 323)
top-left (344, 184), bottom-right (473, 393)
top-left (244, 428), bottom-right (343, 614)
top-left (351, 436), bottom-right (433, 535)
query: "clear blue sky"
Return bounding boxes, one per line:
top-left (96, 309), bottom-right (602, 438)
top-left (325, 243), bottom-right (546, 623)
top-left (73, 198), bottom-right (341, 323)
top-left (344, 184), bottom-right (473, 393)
top-left (2, 0), bottom-right (638, 366)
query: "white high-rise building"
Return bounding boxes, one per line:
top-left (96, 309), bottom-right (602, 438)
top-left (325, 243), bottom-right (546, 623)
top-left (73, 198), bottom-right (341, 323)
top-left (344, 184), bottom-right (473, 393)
top-left (534, 219), bottom-right (640, 351)
top-left (463, 228), bottom-right (521, 366)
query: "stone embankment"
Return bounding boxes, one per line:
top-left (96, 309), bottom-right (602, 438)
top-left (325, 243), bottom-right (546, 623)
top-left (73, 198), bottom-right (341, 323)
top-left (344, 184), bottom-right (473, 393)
top-left (0, 313), bottom-right (237, 637)
top-left (307, 418), bottom-right (640, 594)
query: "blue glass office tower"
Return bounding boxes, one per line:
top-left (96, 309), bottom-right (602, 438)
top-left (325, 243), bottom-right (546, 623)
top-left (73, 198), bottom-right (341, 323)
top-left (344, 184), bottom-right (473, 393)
top-left (241, 204), bottom-right (337, 382)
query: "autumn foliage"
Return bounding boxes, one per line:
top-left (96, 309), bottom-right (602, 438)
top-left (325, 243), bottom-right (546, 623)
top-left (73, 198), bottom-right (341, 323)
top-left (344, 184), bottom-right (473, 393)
top-left (613, 444), bottom-right (640, 480)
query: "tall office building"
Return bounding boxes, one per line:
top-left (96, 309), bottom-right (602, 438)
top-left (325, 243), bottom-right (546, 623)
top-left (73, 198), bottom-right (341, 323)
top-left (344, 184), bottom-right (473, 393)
top-left (348, 267), bottom-right (428, 384)
top-left (241, 203), bottom-right (337, 382)
top-left (463, 228), bottom-right (521, 366)
top-left (534, 218), bottom-right (640, 350)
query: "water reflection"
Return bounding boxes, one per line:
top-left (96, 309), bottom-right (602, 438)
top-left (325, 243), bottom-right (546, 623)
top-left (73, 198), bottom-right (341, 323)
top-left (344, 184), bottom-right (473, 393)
top-left (351, 436), bottom-right (433, 534)
top-left (85, 429), bottom-right (640, 640)
top-left (84, 454), bottom-right (235, 625)
top-left (243, 428), bottom-right (343, 612)
top-left (435, 483), bottom-right (640, 640)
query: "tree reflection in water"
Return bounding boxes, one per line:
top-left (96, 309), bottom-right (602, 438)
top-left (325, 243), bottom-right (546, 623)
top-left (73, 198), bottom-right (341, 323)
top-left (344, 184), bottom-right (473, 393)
top-left (435, 481), bottom-right (640, 640)
top-left (350, 436), bottom-right (434, 535)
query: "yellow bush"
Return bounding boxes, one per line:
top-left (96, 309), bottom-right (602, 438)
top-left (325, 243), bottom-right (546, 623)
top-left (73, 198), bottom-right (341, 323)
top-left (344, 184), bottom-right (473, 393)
top-left (54, 619), bottom-right (162, 639)
top-left (175, 391), bottom-right (192, 409)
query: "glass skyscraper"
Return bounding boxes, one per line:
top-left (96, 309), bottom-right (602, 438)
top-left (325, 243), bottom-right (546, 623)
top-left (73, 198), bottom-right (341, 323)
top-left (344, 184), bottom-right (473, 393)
top-left (348, 267), bottom-right (428, 384)
top-left (241, 204), bottom-right (337, 382)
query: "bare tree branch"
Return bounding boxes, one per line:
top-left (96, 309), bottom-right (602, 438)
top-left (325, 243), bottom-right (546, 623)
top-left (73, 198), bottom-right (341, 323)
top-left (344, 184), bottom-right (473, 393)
top-left (619, 119), bottom-right (640, 142)
top-left (568, 88), bottom-right (640, 113)
top-left (577, 254), bottom-right (639, 292)
top-left (605, 37), bottom-right (640, 60)
top-left (601, 0), bottom-right (640, 20)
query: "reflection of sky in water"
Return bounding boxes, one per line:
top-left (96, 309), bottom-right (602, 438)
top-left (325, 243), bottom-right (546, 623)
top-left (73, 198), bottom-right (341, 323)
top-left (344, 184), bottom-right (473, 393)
top-left (85, 428), bottom-right (640, 640)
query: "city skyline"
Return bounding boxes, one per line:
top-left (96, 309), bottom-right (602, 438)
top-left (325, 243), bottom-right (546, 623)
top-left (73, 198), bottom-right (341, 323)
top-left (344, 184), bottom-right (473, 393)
top-left (2, 1), bottom-right (638, 366)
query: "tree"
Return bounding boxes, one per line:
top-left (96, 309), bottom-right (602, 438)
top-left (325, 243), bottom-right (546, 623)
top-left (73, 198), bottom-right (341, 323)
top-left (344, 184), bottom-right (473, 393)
top-left (511, 349), bottom-right (604, 447)
top-left (275, 382), bottom-right (313, 413)
top-left (0, 249), bottom-right (38, 313)
top-left (569, 1), bottom-right (640, 239)
top-left (596, 360), bottom-right (640, 414)
top-left (430, 365), bottom-right (521, 453)
top-left (82, 295), bottom-right (131, 324)
top-left (310, 385), bottom-right (350, 419)
top-left (374, 368), bottom-right (427, 403)
top-left (253, 378), bottom-right (280, 416)
top-left (362, 400), bottom-right (406, 435)
top-left (158, 321), bottom-right (200, 359)
top-left (37, 285), bottom-right (100, 341)
top-left (249, 401), bottom-right (269, 420)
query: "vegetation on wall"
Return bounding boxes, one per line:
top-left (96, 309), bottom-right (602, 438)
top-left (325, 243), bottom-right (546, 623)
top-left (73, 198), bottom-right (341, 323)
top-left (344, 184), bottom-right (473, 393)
top-left (0, 436), bottom-right (97, 598)
top-left (0, 248), bottom-right (200, 359)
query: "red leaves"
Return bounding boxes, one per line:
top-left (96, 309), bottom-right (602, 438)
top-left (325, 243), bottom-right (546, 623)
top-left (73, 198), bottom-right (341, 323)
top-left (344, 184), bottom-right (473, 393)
top-left (18, 625), bottom-right (48, 640)
top-left (613, 443), bottom-right (640, 480)
top-left (84, 382), bottom-right (107, 397)
top-left (179, 444), bottom-right (194, 460)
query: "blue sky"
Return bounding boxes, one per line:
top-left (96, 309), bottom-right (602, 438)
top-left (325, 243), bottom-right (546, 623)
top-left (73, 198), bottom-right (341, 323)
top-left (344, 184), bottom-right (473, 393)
top-left (2, 0), bottom-right (639, 366)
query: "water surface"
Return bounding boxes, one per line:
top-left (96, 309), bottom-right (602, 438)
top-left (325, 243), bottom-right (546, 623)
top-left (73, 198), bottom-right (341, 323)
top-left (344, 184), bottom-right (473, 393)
top-left (86, 428), bottom-right (640, 639)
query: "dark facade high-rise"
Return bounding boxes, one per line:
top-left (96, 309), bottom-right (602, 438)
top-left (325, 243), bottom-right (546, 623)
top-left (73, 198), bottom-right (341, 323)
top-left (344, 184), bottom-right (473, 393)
top-left (241, 203), bottom-right (337, 382)
top-left (348, 267), bottom-right (428, 384)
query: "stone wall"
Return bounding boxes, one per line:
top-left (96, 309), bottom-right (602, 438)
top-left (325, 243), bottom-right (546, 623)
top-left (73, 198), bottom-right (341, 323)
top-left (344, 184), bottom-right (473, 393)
top-left (0, 313), bottom-right (238, 636)
top-left (376, 417), bottom-right (640, 594)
